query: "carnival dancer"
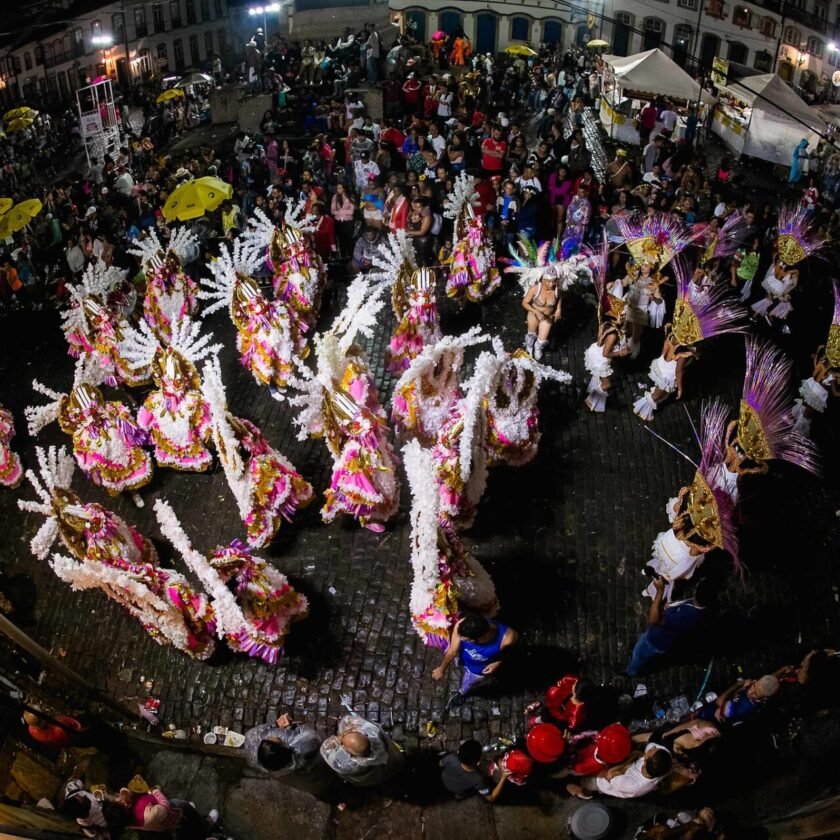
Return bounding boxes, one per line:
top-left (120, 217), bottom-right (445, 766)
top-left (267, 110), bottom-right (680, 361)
top-left (750, 206), bottom-right (823, 327)
top-left (694, 211), bottom-right (748, 290)
top-left (611, 211), bottom-right (700, 359)
top-left (199, 240), bottom-right (300, 395)
top-left (0, 405), bottom-right (23, 488)
top-left (403, 439), bottom-right (498, 647)
top-left (25, 359), bottom-right (153, 505)
top-left (202, 356), bottom-right (313, 547)
top-left (391, 328), bottom-right (490, 446)
top-left (287, 275), bottom-right (400, 531)
top-left (119, 317), bottom-right (221, 472)
top-left (644, 400), bottom-right (739, 600)
top-left (633, 258), bottom-right (747, 422)
top-left (130, 228), bottom-right (200, 344)
top-left (506, 236), bottom-right (594, 360)
top-left (713, 336), bottom-right (819, 503)
top-left (370, 231), bottom-right (441, 374)
top-left (155, 500), bottom-right (308, 663)
top-left (61, 262), bottom-right (150, 388)
top-left (18, 446), bottom-right (215, 658)
top-left (792, 279), bottom-right (840, 435)
top-left (241, 204), bottom-right (324, 333)
top-left (444, 173), bottom-right (500, 304)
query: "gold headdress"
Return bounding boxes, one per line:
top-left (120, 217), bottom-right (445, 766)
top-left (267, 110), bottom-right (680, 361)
top-left (736, 400), bottom-right (771, 462)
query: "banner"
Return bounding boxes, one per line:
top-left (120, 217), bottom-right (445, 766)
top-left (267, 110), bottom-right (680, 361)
top-left (711, 57), bottom-right (729, 87)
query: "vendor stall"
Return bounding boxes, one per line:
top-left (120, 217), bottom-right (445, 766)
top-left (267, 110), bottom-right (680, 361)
top-left (713, 74), bottom-right (823, 166)
top-left (599, 49), bottom-right (714, 144)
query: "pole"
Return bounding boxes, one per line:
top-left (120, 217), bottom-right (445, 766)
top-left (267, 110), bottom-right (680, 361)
top-left (773, 0), bottom-right (787, 73)
top-left (122, 0), bottom-right (132, 89)
top-left (0, 612), bottom-right (137, 720)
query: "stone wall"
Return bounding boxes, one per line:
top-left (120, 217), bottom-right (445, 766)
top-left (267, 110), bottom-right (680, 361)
top-left (288, 5), bottom-right (393, 42)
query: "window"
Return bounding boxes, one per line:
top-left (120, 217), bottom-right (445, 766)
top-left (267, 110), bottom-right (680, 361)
top-left (204, 30), bottom-right (214, 55)
top-left (112, 13), bottom-right (125, 37)
top-left (732, 6), bottom-right (751, 27)
top-left (705, 0), bottom-right (724, 18)
top-left (24, 52), bottom-right (32, 70)
top-left (782, 26), bottom-right (800, 45)
top-left (215, 0), bottom-right (223, 17)
top-left (644, 17), bottom-right (665, 33)
top-left (157, 42), bottom-right (168, 62)
top-left (510, 17), bottom-right (530, 41)
top-left (135, 8), bottom-right (148, 37)
top-left (201, 0), bottom-right (210, 20)
top-left (34, 44), bottom-right (43, 65)
top-left (186, 0), bottom-right (196, 25)
top-left (643, 16), bottom-right (665, 50)
top-left (806, 36), bottom-right (823, 56)
top-left (815, 3), bottom-right (827, 21)
top-left (173, 37), bottom-right (184, 66)
top-left (677, 0), bottom-right (697, 9)
top-left (674, 23), bottom-right (691, 44)
top-left (43, 43), bottom-right (54, 68)
top-left (753, 49), bottom-right (772, 70)
top-left (73, 27), bottom-right (84, 57)
top-left (727, 41), bottom-right (747, 62)
top-left (439, 11), bottom-right (462, 34)
top-left (759, 17), bottom-right (776, 36)
top-left (12, 56), bottom-right (21, 74)
top-left (91, 19), bottom-right (102, 37)
top-left (153, 3), bottom-right (165, 32)
top-left (170, 0), bottom-right (182, 28)
top-left (189, 33), bottom-right (200, 63)
top-left (52, 38), bottom-right (63, 63)
top-left (543, 19), bottom-right (562, 45)
top-left (217, 28), bottom-right (227, 53)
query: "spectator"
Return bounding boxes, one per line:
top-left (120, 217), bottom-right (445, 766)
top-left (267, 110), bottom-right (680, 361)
top-left (320, 713), bottom-right (404, 786)
top-left (244, 712), bottom-right (322, 776)
top-left (566, 743), bottom-right (673, 800)
top-left (440, 739), bottom-right (510, 801)
top-left (696, 674), bottom-right (781, 727)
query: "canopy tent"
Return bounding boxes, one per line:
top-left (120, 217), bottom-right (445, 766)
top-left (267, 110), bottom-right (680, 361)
top-left (601, 49), bottom-right (715, 105)
top-left (716, 73), bottom-right (823, 166)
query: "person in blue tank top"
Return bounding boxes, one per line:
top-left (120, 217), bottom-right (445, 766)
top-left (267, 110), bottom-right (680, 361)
top-left (432, 614), bottom-right (519, 699)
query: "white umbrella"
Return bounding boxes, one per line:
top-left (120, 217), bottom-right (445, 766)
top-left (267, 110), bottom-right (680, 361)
top-left (175, 72), bottom-right (213, 88)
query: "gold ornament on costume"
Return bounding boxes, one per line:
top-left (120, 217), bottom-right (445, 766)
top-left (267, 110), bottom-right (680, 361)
top-left (737, 400), bottom-right (772, 462)
top-left (826, 323), bottom-right (840, 368)
top-left (58, 384), bottom-right (104, 433)
top-left (606, 294), bottom-right (626, 321)
top-left (671, 298), bottom-right (702, 346)
top-left (684, 471), bottom-right (724, 550)
top-left (51, 487), bottom-right (89, 561)
top-left (776, 234), bottom-right (806, 267)
top-left (151, 347), bottom-right (200, 389)
top-left (392, 261), bottom-right (413, 320)
top-left (456, 201), bottom-right (476, 241)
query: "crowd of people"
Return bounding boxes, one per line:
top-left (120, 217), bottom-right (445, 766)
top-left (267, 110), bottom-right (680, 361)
top-left (0, 23), bottom-right (838, 840)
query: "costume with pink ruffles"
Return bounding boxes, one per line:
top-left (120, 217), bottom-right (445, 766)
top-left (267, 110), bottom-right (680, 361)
top-left (0, 406), bottom-right (22, 488)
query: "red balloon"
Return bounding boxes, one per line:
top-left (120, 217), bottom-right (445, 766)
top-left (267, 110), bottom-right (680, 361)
top-left (595, 724), bottom-right (632, 764)
top-left (502, 749), bottom-right (534, 776)
top-left (526, 722), bottom-right (566, 763)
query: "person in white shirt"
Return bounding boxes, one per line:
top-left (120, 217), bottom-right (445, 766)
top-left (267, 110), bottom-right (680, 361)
top-left (515, 163), bottom-right (542, 194)
top-left (436, 86), bottom-right (453, 122)
top-left (659, 101), bottom-right (679, 137)
top-left (113, 165), bottom-right (134, 197)
top-left (566, 743), bottom-right (672, 800)
top-left (427, 123), bottom-right (446, 159)
top-left (353, 151), bottom-right (380, 191)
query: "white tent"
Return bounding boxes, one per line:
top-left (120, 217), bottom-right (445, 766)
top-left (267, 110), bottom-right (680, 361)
top-left (601, 48), bottom-right (715, 105)
top-left (717, 73), bottom-right (823, 166)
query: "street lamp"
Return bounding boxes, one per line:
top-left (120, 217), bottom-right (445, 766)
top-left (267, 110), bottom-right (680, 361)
top-left (247, 4), bottom-right (280, 37)
top-left (91, 35), bottom-right (114, 78)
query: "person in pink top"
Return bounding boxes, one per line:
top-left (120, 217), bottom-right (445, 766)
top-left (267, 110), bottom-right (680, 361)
top-left (121, 786), bottom-right (219, 837)
top-left (330, 182), bottom-right (357, 258)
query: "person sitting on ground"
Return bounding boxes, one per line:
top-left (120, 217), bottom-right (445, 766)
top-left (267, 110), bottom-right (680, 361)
top-left (440, 739), bottom-right (510, 801)
top-left (527, 675), bottom-right (596, 732)
top-left (320, 713), bottom-right (404, 786)
top-left (695, 674), bottom-right (780, 727)
top-left (244, 712), bottom-right (322, 776)
top-left (23, 707), bottom-right (83, 750)
top-left (566, 743), bottom-right (672, 800)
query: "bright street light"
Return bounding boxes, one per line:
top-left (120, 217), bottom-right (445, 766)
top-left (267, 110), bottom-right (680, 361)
top-left (91, 35), bottom-right (114, 47)
top-left (829, 42), bottom-right (837, 51)
top-left (248, 4), bottom-right (280, 15)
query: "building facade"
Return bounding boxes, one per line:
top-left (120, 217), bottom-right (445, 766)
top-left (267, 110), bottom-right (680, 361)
top-left (0, 0), bottom-right (231, 105)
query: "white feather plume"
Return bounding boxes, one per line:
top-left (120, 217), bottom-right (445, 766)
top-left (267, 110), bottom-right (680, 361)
top-left (120, 316), bottom-right (222, 372)
top-left (198, 239), bottom-right (264, 316)
top-left (443, 172), bottom-right (478, 221)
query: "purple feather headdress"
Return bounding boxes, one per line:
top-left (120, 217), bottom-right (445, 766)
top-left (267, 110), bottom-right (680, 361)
top-left (584, 236), bottom-right (610, 305)
top-left (833, 278), bottom-right (840, 327)
top-left (672, 257), bottom-right (749, 345)
top-left (701, 212), bottom-right (749, 265)
top-left (776, 204), bottom-right (824, 266)
top-left (739, 336), bottom-right (820, 474)
top-left (613, 210), bottom-right (701, 271)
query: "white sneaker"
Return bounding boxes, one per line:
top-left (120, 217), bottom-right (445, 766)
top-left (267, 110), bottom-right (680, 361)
top-left (206, 808), bottom-right (220, 827)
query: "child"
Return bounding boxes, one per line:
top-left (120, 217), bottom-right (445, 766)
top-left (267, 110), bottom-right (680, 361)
top-left (496, 179), bottom-right (518, 247)
top-left (440, 739), bottom-right (509, 801)
top-left (730, 235), bottom-right (760, 298)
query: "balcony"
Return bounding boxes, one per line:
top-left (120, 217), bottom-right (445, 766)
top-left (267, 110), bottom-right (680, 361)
top-left (749, 0), bottom-right (832, 34)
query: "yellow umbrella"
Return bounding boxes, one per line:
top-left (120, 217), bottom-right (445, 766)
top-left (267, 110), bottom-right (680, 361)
top-left (156, 89), bottom-right (185, 103)
top-left (0, 198), bottom-right (43, 238)
top-left (6, 117), bottom-right (34, 133)
top-left (3, 106), bottom-right (37, 122)
top-left (504, 45), bottom-right (537, 57)
top-left (587, 39), bottom-right (609, 48)
top-left (0, 198), bottom-right (13, 215)
top-left (161, 176), bottom-right (232, 221)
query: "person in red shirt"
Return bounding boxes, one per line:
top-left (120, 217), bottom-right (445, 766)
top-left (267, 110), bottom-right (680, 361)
top-left (639, 102), bottom-right (658, 145)
top-left (24, 709), bottom-right (83, 750)
top-left (526, 675), bottom-right (595, 732)
top-left (380, 119), bottom-right (406, 154)
top-left (311, 203), bottom-right (336, 260)
top-left (471, 172), bottom-right (497, 220)
top-left (385, 183), bottom-right (409, 233)
top-left (481, 125), bottom-right (507, 176)
top-left (402, 74), bottom-right (422, 117)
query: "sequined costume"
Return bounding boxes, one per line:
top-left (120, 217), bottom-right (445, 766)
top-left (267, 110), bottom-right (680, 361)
top-left (0, 406), bottom-right (22, 488)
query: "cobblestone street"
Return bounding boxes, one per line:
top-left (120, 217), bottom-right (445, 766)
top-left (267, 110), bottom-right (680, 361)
top-left (1, 260), bottom-right (839, 835)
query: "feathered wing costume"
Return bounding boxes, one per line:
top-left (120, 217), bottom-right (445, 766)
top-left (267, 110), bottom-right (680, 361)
top-left (155, 500), bottom-right (308, 664)
top-left (391, 327), bottom-right (490, 446)
top-left (287, 275), bottom-right (400, 531)
top-left (61, 261), bottom-right (149, 388)
top-left (444, 173), bottom-right (500, 304)
top-left (241, 204), bottom-right (324, 329)
top-left (633, 257), bottom-right (748, 421)
top-left (130, 228), bottom-right (200, 344)
top-left (0, 405), bottom-right (23, 488)
top-left (370, 231), bottom-right (441, 375)
top-left (119, 318), bottom-right (220, 472)
top-left (645, 400), bottom-right (740, 600)
top-left (202, 356), bottom-right (313, 548)
top-left (25, 358), bottom-right (153, 496)
top-left (714, 336), bottom-right (819, 502)
top-left (403, 440), bottom-right (498, 648)
top-left (18, 446), bottom-right (215, 658)
top-left (792, 279), bottom-right (840, 434)
top-left (504, 235), bottom-right (594, 295)
top-left (199, 240), bottom-right (300, 392)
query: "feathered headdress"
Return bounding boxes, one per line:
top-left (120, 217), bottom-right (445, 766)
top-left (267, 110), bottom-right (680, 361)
top-left (504, 236), bottom-right (559, 291)
top-left (671, 257), bottom-right (748, 346)
top-left (329, 272), bottom-right (390, 355)
top-left (700, 212), bottom-right (749, 266)
top-left (613, 211), bottom-right (701, 272)
top-left (61, 261), bottom-right (129, 345)
top-left (737, 336), bottom-right (820, 473)
top-left (776, 204), bottom-right (824, 266)
top-left (129, 227), bottom-right (199, 272)
top-left (198, 239), bottom-right (265, 316)
top-left (393, 327), bottom-right (490, 394)
top-left (119, 316), bottom-right (221, 385)
top-left (17, 446), bottom-right (78, 560)
top-left (826, 278), bottom-right (840, 367)
top-left (369, 230), bottom-right (418, 318)
top-left (443, 172), bottom-right (478, 233)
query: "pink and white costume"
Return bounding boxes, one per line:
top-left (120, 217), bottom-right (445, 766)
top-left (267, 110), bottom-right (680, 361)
top-left (0, 406), bottom-right (22, 488)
